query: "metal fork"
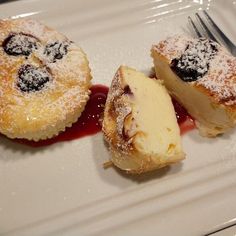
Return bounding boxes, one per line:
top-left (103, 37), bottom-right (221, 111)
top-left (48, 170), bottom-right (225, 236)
top-left (188, 10), bottom-right (236, 56)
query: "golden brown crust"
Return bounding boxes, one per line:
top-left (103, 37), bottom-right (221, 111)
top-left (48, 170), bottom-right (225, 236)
top-left (0, 18), bottom-right (92, 141)
top-left (102, 67), bottom-right (134, 156)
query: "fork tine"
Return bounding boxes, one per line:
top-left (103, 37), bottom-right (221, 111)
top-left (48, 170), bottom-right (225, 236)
top-left (195, 13), bottom-right (220, 43)
top-left (188, 16), bottom-right (203, 38)
top-left (203, 10), bottom-right (235, 49)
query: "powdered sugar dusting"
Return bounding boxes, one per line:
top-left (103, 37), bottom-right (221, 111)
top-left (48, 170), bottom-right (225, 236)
top-left (107, 70), bottom-right (132, 137)
top-left (153, 34), bottom-right (191, 62)
top-left (44, 41), bottom-right (69, 63)
top-left (171, 38), bottom-right (218, 82)
top-left (3, 33), bottom-right (39, 56)
top-left (17, 64), bottom-right (51, 92)
top-left (196, 47), bottom-right (236, 105)
top-left (44, 43), bottom-right (88, 82)
top-left (20, 19), bottom-right (45, 39)
top-left (153, 35), bottom-right (236, 106)
top-left (104, 69), bottom-right (133, 153)
top-left (116, 101), bottom-right (132, 137)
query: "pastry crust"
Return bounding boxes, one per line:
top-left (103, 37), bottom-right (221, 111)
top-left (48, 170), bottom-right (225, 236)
top-left (0, 19), bottom-right (92, 141)
top-left (151, 35), bottom-right (236, 137)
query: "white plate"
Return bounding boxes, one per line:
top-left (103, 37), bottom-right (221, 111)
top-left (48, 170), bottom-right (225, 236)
top-left (1, 0), bottom-right (236, 235)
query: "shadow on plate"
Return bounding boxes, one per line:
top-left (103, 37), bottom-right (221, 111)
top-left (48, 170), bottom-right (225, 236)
top-left (91, 133), bottom-right (183, 187)
top-left (110, 163), bottom-right (183, 184)
top-left (187, 127), bottom-right (235, 144)
top-left (0, 135), bottom-right (63, 162)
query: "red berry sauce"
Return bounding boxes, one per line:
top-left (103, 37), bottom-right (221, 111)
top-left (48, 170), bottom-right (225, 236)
top-left (172, 98), bottom-right (195, 135)
top-left (16, 84), bottom-right (109, 147)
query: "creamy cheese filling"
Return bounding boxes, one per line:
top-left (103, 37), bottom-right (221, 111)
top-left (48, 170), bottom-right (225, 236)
top-left (122, 68), bottom-right (182, 157)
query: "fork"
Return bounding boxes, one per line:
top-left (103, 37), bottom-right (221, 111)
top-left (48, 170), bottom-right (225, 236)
top-left (188, 10), bottom-right (236, 56)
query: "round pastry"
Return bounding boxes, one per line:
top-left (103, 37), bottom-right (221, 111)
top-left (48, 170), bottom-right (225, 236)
top-left (0, 18), bottom-right (92, 141)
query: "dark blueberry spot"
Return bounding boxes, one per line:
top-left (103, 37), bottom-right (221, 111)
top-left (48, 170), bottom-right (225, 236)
top-left (122, 126), bottom-right (129, 140)
top-left (171, 38), bottom-right (218, 82)
top-left (123, 85), bottom-right (133, 95)
top-left (17, 64), bottom-right (51, 92)
top-left (148, 69), bottom-right (157, 79)
top-left (44, 41), bottom-right (69, 62)
top-left (2, 33), bottom-right (39, 56)
top-left (122, 115), bottom-right (135, 141)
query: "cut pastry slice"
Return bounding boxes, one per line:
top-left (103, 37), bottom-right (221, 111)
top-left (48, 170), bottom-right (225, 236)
top-left (102, 66), bottom-right (185, 174)
top-left (151, 35), bottom-right (236, 137)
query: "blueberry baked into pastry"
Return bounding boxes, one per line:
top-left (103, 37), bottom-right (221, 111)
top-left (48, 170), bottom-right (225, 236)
top-left (151, 35), bottom-right (236, 137)
top-left (102, 66), bottom-right (185, 173)
top-left (0, 18), bottom-right (92, 141)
